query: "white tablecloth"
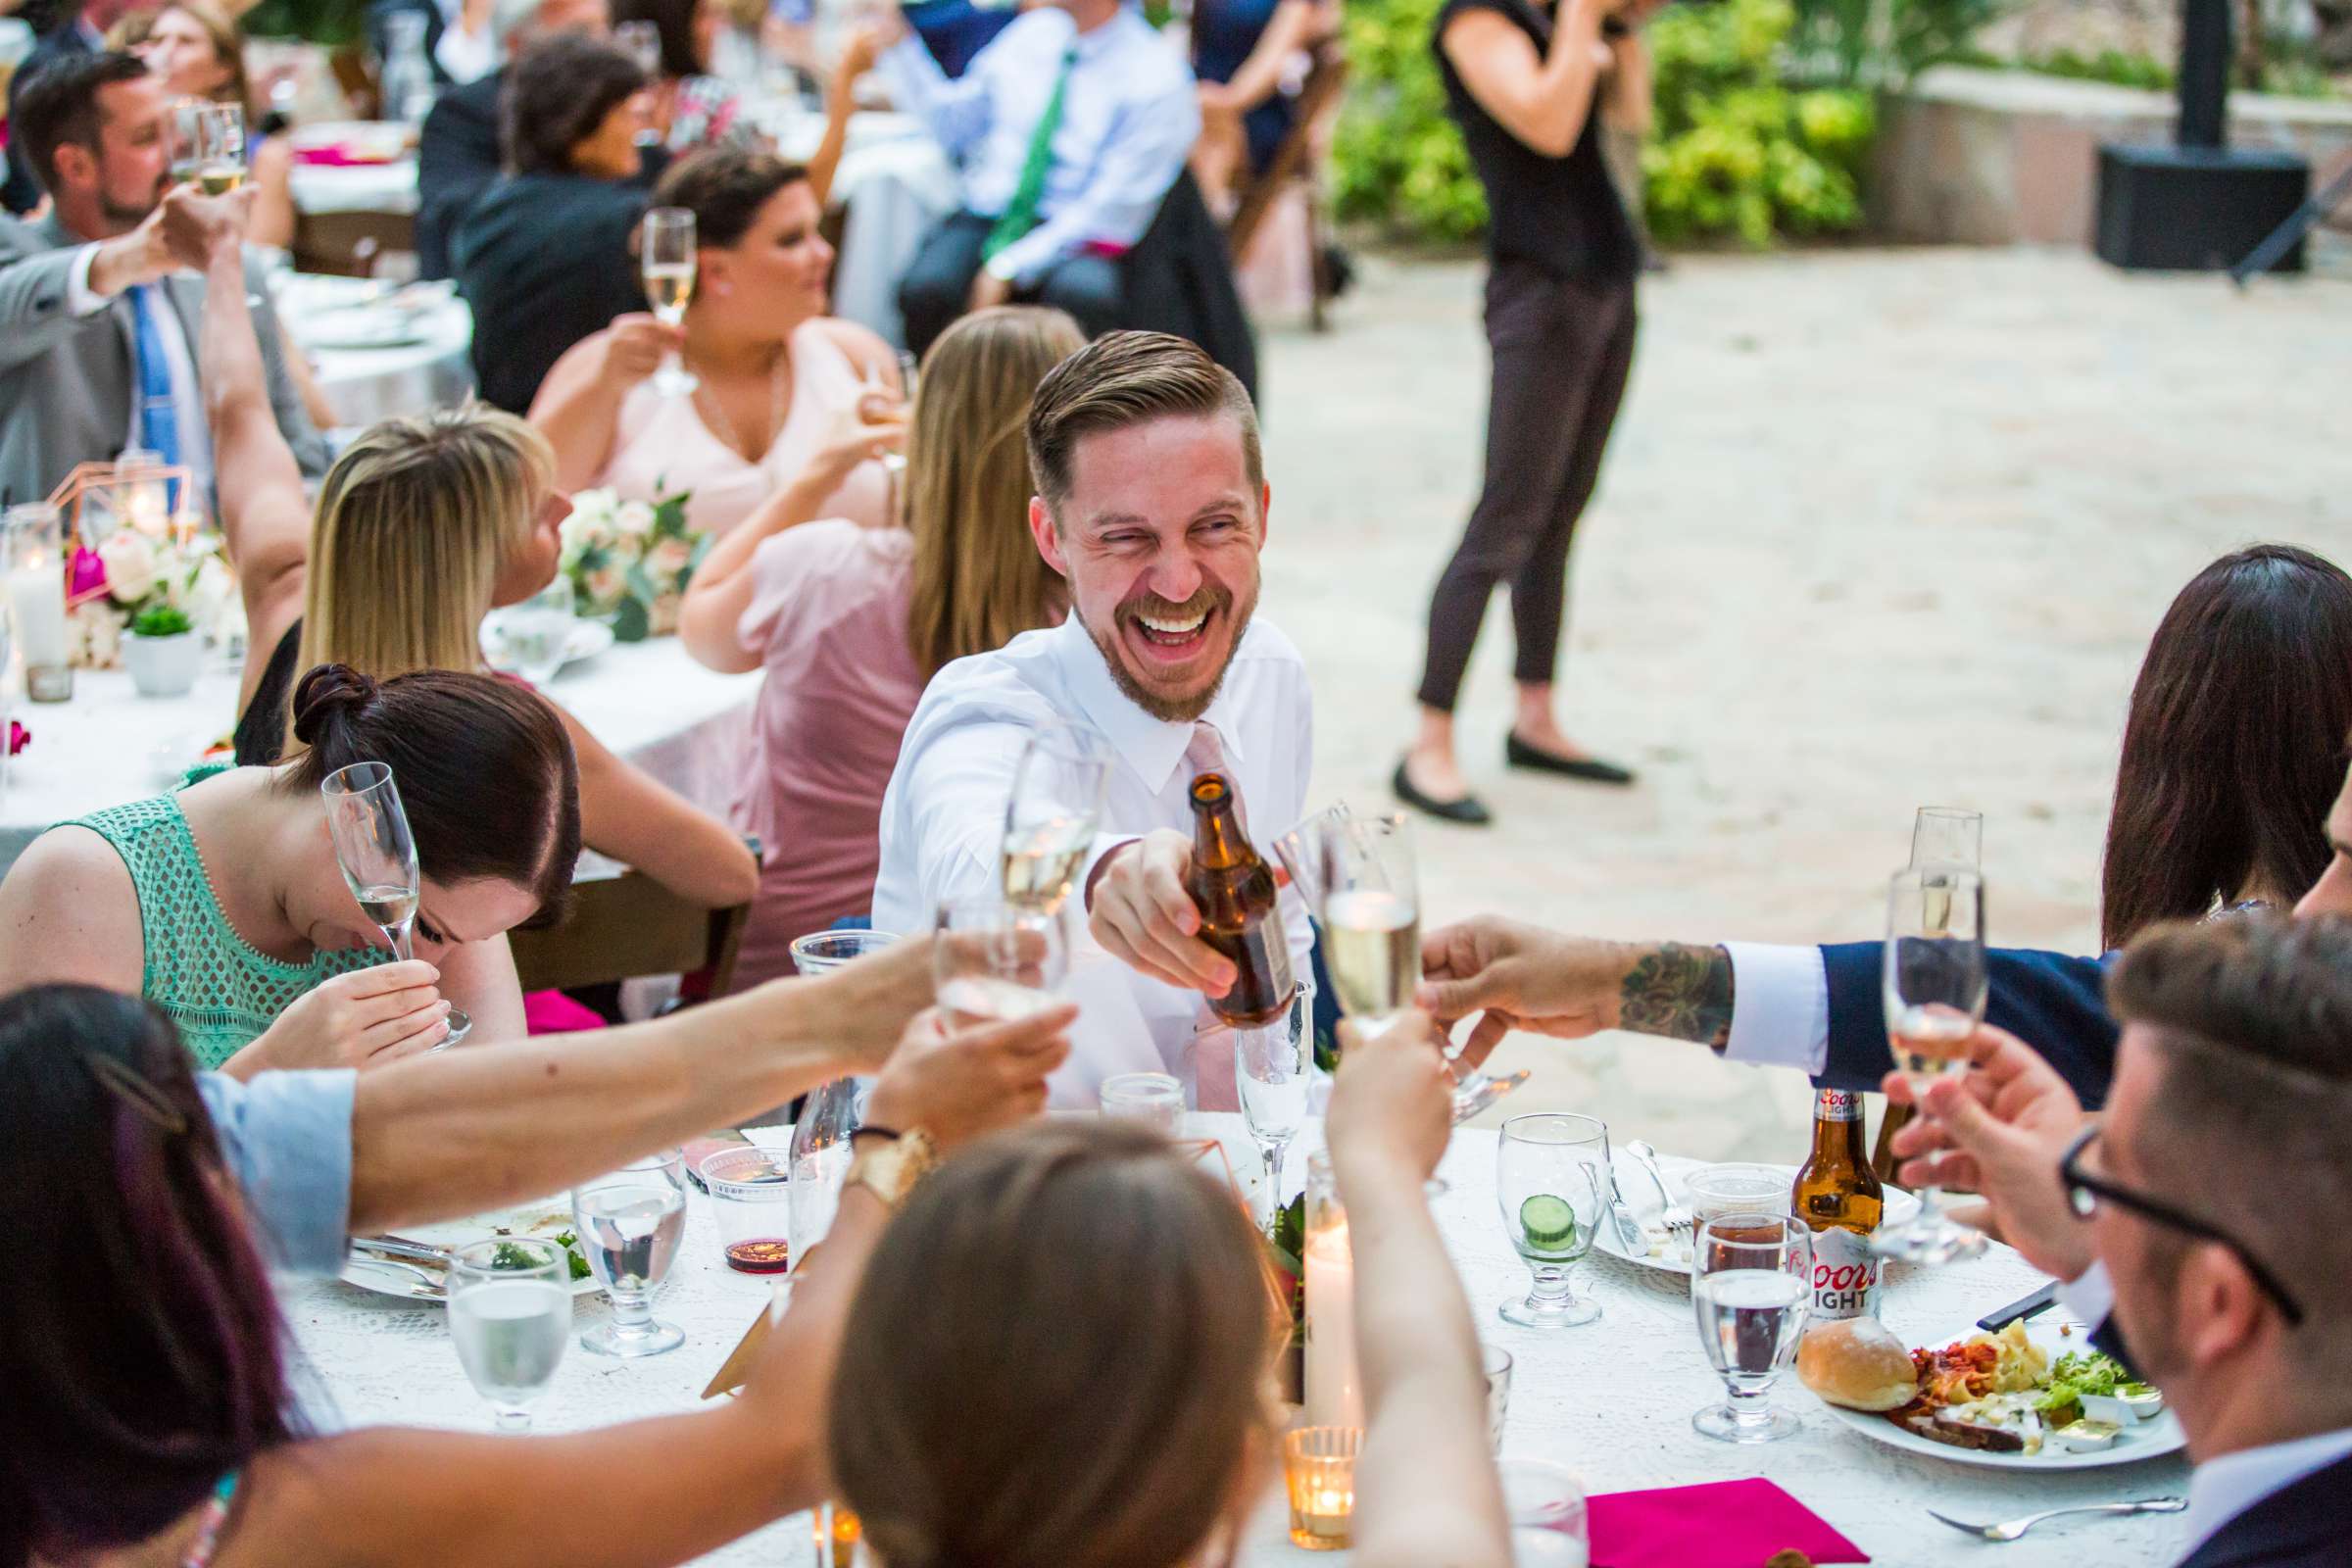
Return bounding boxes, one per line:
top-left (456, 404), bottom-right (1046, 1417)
top-left (288, 157), bottom-right (421, 217)
top-left (279, 1118), bottom-right (2191, 1567)
top-left (0, 636), bottom-right (758, 878)
top-left (277, 274), bottom-right (477, 426)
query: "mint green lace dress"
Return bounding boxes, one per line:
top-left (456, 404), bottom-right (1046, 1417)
top-left (61, 794), bottom-right (385, 1070)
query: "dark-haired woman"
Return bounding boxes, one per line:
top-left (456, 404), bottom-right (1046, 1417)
top-left (2099, 543), bottom-right (2352, 950)
top-left (531, 147), bottom-right (904, 538)
top-left (0, 666), bottom-right (581, 1071)
top-left (452, 33), bottom-right (661, 415)
top-left (611, 0), bottom-right (756, 153)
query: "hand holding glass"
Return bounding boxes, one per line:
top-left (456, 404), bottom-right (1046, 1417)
top-left (1875, 865), bottom-right (1989, 1263)
top-left (641, 207), bottom-right (698, 396)
top-left (933, 894), bottom-right (1065, 1023)
top-left (1001, 723), bottom-right (1111, 915)
top-left (319, 761), bottom-right (469, 1046)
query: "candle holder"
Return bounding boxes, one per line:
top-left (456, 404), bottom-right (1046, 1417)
top-left (809, 1501), bottom-right (860, 1567)
top-left (6, 504), bottom-right (72, 703)
top-left (44, 456), bottom-right (198, 556)
top-left (1282, 1426), bottom-right (1361, 1550)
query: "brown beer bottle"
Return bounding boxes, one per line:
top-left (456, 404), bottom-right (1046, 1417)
top-left (1790, 1088), bottom-right (1885, 1320)
top-left (1185, 771), bottom-right (1295, 1028)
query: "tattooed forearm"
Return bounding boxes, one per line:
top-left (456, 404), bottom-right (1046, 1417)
top-left (1616, 943), bottom-right (1736, 1050)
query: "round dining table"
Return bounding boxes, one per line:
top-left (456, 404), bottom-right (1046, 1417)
top-left (280, 1116), bottom-right (2192, 1568)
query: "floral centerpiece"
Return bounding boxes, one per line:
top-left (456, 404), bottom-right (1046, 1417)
top-left (67, 526), bottom-right (236, 675)
top-left (559, 486), bottom-right (707, 642)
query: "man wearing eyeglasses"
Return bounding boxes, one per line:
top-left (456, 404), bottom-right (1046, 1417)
top-left (1889, 914), bottom-right (2352, 1568)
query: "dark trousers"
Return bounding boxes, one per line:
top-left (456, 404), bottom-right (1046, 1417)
top-left (1416, 262), bottom-right (1638, 713)
top-left (898, 211), bottom-right (1126, 355)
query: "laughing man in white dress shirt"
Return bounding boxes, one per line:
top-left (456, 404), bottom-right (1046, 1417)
top-left (873, 0), bottom-right (1200, 355)
top-left (872, 331), bottom-right (1313, 1108)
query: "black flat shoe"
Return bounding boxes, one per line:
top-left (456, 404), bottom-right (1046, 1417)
top-left (1505, 733), bottom-right (1636, 786)
top-left (1393, 760), bottom-right (1493, 826)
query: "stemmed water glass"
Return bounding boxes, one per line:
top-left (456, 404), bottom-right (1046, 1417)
top-left (642, 207), bottom-right (699, 396)
top-left (933, 893), bottom-right (1066, 1023)
top-left (447, 1237), bottom-right (570, 1432)
top-left (1233, 979), bottom-right (1312, 1231)
top-left (1001, 722), bottom-right (1112, 916)
top-left (571, 1151), bottom-right (689, 1357)
top-left (1494, 1112), bottom-right (1609, 1328)
top-left (1690, 1212), bottom-right (1813, 1443)
top-left (1873, 865), bottom-right (1989, 1264)
top-left (319, 760), bottom-right (470, 1046)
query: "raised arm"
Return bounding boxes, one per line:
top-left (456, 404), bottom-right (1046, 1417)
top-left (1440, 0), bottom-right (1608, 160)
top-left (550, 699), bottom-right (760, 908)
top-left (0, 205), bottom-right (174, 369)
top-left (526, 317), bottom-right (682, 494)
top-left (1327, 1012), bottom-right (1513, 1568)
top-left (1206, 0), bottom-right (1326, 113)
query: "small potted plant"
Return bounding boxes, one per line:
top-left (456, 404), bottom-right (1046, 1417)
top-left (122, 602), bottom-right (202, 697)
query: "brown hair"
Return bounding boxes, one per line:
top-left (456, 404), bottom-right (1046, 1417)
top-left (2107, 914), bottom-right (2352, 1357)
top-left (2100, 545), bottom-right (2352, 950)
top-left (108, 1), bottom-right (252, 112)
top-left (828, 1120), bottom-right (1277, 1568)
top-left (649, 146), bottom-right (808, 248)
top-left (284, 663), bottom-right (582, 924)
top-left (502, 31), bottom-right (645, 175)
top-left (905, 307), bottom-right (1083, 676)
top-left (1025, 330), bottom-right (1263, 520)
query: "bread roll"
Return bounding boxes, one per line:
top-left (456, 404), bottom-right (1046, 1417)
top-left (1797, 1317), bottom-right (1918, 1411)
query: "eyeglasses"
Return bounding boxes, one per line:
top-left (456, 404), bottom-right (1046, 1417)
top-left (2056, 1122), bottom-right (2305, 1327)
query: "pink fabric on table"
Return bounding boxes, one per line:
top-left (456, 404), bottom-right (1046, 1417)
top-left (729, 519), bottom-right (924, 990)
top-left (1585, 1478), bottom-right (1868, 1568)
top-left (524, 988), bottom-right (607, 1035)
top-left (291, 146), bottom-right (401, 167)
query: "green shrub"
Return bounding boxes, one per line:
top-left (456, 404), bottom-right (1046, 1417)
top-left (1331, 0), bottom-right (1491, 242)
top-left (240, 0), bottom-right (368, 43)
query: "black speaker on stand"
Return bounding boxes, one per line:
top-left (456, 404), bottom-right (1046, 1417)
top-left (2092, 0), bottom-right (2311, 272)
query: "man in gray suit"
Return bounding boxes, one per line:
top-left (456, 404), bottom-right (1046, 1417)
top-left (0, 51), bottom-right (326, 509)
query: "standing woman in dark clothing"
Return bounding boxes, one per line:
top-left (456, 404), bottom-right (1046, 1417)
top-left (1395, 0), bottom-right (1643, 825)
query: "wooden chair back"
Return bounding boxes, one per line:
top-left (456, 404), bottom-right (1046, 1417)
top-left (1224, 36), bottom-right (1348, 327)
top-left (292, 208), bottom-right (418, 277)
top-left (510, 868), bottom-right (752, 999)
top-left (1871, 1099), bottom-right (1912, 1185)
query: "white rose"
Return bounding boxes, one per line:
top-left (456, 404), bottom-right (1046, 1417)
top-left (584, 566), bottom-right (627, 608)
top-left (71, 601), bottom-right (125, 667)
top-left (647, 536), bottom-right (692, 579)
top-left (186, 555), bottom-right (233, 627)
top-left (615, 500), bottom-right (657, 538)
top-left (99, 533), bottom-right (157, 605)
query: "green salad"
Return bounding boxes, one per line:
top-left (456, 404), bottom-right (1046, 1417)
top-left (2033, 1350), bottom-right (2152, 1425)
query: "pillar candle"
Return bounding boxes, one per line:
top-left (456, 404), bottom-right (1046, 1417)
top-left (1302, 1225), bottom-right (1363, 1428)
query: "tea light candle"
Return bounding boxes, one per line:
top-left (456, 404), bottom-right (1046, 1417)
top-left (1283, 1426), bottom-right (1362, 1551)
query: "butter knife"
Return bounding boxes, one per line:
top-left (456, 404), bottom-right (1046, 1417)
top-left (349, 1235), bottom-right (454, 1270)
top-left (1604, 1167), bottom-right (1646, 1252)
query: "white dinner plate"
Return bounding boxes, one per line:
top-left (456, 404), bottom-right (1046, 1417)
top-left (1820, 1315), bottom-right (2187, 1469)
top-left (295, 307), bottom-right (426, 351)
top-left (339, 1201), bottom-right (601, 1304)
top-left (1592, 1153), bottom-right (1920, 1276)
top-left (564, 617), bottom-right (615, 665)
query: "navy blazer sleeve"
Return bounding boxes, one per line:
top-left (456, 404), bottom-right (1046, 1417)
top-left (1817, 943), bottom-right (2120, 1108)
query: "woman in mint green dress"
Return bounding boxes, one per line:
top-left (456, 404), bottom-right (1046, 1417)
top-left (0, 663), bottom-right (582, 1075)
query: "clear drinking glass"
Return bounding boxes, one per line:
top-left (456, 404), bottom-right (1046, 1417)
top-left (447, 1237), bottom-right (570, 1432)
top-left (481, 575), bottom-right (575, 686)
top-left (641, 206), bottom-right (699, 396)
top-left (166, 97), bottom-right (208, 185)
top-left (933, 893), bottom-right (1066, 1022)
top-left (1481, 1343), bottom-right (1514, 1454)
top-left (1690, 1212), bottom-right (1813, 1443)
top-left (319, 760), bottom-right (470, 1046)
top-left (1233, 979), bottom-right (1311, 1230)
top-left (786, 930), bottom-right (894, 1271)
top-left (571, 1151), bottom-right (689, 1357)
top-left (1494, 1112), bottom-right (1608, 1328)
top-left (196, 103), bottom-right (245, 193)
top-left (1684, 1163), bottom-right (1791, 1225)
top-left (1874, 865), bottom-right (1989, 1264)
top-left (700, 1145), bottom-right (793, 1276)
top-left (1910, 806), bottom-right (1984, 873)
top-left (1496, 1457), bottom-right (1588, 1544)
top-left (788, 928), bottom-right (898, 976)
top-left (1001, 722), bottom-right (1111, 916)
top-left (1101, 1071), bottom-right (1185, 1131)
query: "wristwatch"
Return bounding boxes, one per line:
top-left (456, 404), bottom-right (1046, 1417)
top-left (846, 1125), bottom-right (939, 1209)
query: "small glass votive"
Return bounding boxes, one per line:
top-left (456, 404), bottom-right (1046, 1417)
top-left (1497, 1457), bottom-right (1589, 1557)
top-left (701, 1146), bottom-right (792, 1277)
top-left (1100, 1070), bottom-right (1184, 1131)
top-left (1283, 1426), bottom-right (1361, 1550)
top-left (1684, 1163), bottom-right (1789, 1224)
top-left (789, 929), bottom-right (899, 978)
top-left (1482, 1343), bottom-right (1514, 1454)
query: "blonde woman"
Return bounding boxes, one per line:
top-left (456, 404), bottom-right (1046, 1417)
top-left (677, 306), bottom-right (1081, 987)
top-left (111, 0), bottom-right (298, 249)
top-left (178, 189), bottom-right (759, 921)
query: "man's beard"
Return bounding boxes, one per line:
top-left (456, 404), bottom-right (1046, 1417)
top-left (1078, 580), bottom-right (1257, 725)
top-left (101, 179), bottom-right (163, 234)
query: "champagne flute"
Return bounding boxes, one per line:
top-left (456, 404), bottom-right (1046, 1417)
top-left (933, 893), bottom-right (1066, 1023)
top-left (1872, 865), bottom-right (1989, 1264)
top-left (572, 1151), bottom-right (689, 1357)
top-left (1233, 979), bottom-right (1311, 1231)
top-left (1690, 1212), bottom-right (1813, 1443)
top-left (448, 1237), bottom-right (570, 1432)
top-left (642, 207), bottom-right (699, 397)
top-left (319, 761), bottom-right (471, 1047)
top-left (1494, 1112), bottom-right (1608, 1328)
top-left (1910, 806), bottom-right (1983, 873)
top-left (196, 103), bottom-right (245, 193)
top-left (166, 97), bottom-right (209, 186)
top-left (1001, 723), bottom-right (1111, 916)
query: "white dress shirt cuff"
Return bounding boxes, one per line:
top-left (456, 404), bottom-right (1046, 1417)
top-left (1721, 941), bottom-right (1830, 1076)
top-left (66, 242), bottom-right (114, 316)
top-left (2054, 1259), bottom-right (2115, 1325)
top-left (434, 21), bottom-right (500, 84)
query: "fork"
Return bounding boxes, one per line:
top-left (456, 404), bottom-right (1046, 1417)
top-left (1928, 1497), bottom-right (2185, 1542)
top-left (1624, 1140), bottom-right (1693, 1242)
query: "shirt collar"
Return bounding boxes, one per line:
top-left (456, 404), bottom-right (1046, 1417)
top-left (2182, 1427), bottom-right (2352, 1556)
top-left (1047, 615), bottom-right (1250, 796)
top-left (1069, 3), bottom-right (1141, 59)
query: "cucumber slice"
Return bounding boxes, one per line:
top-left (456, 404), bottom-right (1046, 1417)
top-left (1519, 1194), bottom-right (1577, 1250)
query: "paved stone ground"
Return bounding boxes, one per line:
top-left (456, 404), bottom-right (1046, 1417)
top-left (1251, 244), bottom-right (2352, 1164)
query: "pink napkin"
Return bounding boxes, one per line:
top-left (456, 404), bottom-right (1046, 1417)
top-left (1586, 1478), bottom-right (1868, 1568)
top-left (292, 145), bottom-right (398, 167)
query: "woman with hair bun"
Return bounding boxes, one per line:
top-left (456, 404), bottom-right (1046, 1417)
top-left (0, 664), bottom-right (582, 1072)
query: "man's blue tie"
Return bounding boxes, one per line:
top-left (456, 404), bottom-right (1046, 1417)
top-left (127, 283), bottom-right (181, 468)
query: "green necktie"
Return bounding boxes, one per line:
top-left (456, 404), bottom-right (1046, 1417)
top-left (983, 44), bottom-right (1080, 265)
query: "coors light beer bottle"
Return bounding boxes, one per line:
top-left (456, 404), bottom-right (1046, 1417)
top-left (1790, 1088), bottom-right (1884, 1320)
top-left (1185, 771), bottom-right (1294, 1028)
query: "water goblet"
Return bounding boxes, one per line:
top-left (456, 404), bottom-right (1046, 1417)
top-left (1494, 1112), bottom-right (1608, 1328)
top-left (448, 1237), bottom-right (570, 1432)
top-left (572, 1151), bottom-right (689, 1357)
top-left (1690, 1211), bottom-right (1813, 1443)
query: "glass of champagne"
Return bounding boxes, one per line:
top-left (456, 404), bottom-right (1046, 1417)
top-left (166, 97), bottom-right (209, 186)
top-left (447, 1237), bottom-right (570, 1432)
top-left (571, 1152), bottom-right (689, 1357)
top-left (1911, 806), bottom-right (1983, 873)
top-left (319, 761), bottom-right (470, 1046)
top-left (933, 893), bottom-right (1066, 1023)
top-left (1873, 865), bottom-right (1989, 1264)
top-left (641, 207), bottom-right (699, 397)
top-left (1494, 1112), bottom-right (1608, 1329)
top-left (197, 102), bottom-right (245, 192)
top-left (1001, 723), bottom-right (1111, 916)
top-left (1233, 979), bottom-right (1311, 1231)
top-left (1690, 1212), bottom-right (1813, 1443)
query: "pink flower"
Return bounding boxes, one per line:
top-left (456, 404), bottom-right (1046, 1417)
top-left (7, 720), bottom-right (26, 757)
